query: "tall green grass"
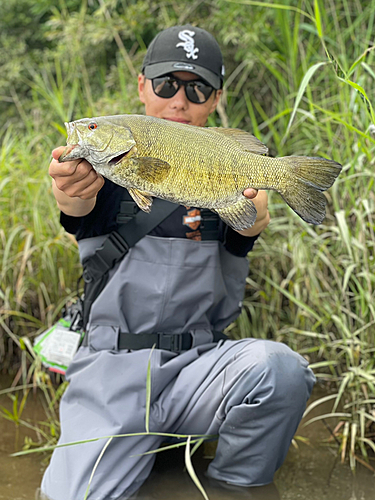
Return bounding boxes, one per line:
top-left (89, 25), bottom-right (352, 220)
top-left (224, 0), bottom-right (375, 467)
top-left (1, 0), bottom-right (374, 471)
top-left (0, 128), bottom-right (81, 367)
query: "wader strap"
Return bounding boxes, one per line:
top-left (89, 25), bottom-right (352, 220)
top-left (81, 198), bottom-right (180, 328)
top-left (116, 199), bottom-right (140, 225)
top-left (82, 199), bottom-right (179, 283)
top-left (118, 202), bottom-right (220, 241)
top-left (82, 330), bottom-right (228, 352)
top-left (200, 209), bottom-right (220, 241)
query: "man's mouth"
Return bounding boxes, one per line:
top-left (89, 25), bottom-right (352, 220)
top-left (164, 117), bottom-right (190, 124)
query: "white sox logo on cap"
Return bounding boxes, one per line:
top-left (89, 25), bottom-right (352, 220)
top-left (176, 30), bottom-right (199, 60)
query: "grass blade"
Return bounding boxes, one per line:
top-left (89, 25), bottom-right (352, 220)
top-left (283, 61), bottom-right (329, 140)
top-left (341, 421), bottom-right (349, 463)
top-left (335, 211), bottom-right (353, 259)
top-left (332, 373), bottom-right (352, 412)
top-left (185, 436), bottom-right (209, 500)
top-left (303, 412), bottom-right (351, 427)
top-left (303, 393), bottom-right (339, 418)
top-left (83, 437), bottom-right (113, 500)
top-left (131, 437), bottom-right (208, 457)
top-left (190, 437), bottom-right (206, 457)
top-left (11, 431), bottom-right (216, 456)
top-left (222, 0), bottom-right (313, 20)
top-left (338, 77), bottom-right (375, 123)
top-left (314, 0), bottom-right (323, 39)
top-left (256, 271), bottom-right (322, 322)
top-left (145, 345), bottom-right (156, 434)
top-left (350, 423), bottom-right (357, 470)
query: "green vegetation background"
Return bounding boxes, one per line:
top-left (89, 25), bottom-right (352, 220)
top-left (0, 0), bottom-right (375, 462)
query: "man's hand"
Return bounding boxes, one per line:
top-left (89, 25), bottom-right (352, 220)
top-left (50, 147), bottom-right (104, 200)
top-left (238, 188), bottom-right (270, 237)
top-left (49, 147), bottom-right (104, 216)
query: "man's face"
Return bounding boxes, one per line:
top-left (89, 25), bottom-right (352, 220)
top-left (138, 71), bottom-right (222, 127)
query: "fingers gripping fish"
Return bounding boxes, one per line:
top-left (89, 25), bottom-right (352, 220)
top-left (59, 114), bottom-right (342, 231)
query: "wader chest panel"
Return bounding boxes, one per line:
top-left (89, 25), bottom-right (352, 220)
top-left (78, 235), bottom-right (249, 341)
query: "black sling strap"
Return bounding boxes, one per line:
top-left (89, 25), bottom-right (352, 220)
top-left (81, 198), bottom-right (180, 328)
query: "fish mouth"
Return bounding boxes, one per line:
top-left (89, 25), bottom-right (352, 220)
top-left (58, 144), bottom-right (78, 162)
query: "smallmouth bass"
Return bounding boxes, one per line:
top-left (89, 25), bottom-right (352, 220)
top-left (59, 114), bottom-right (342, 230)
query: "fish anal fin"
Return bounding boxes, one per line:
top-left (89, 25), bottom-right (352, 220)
top-left (209, 128), bottom-right (268, 156)
top-left (128, 188), bottom-right (153, 213)
top-left (215, 197), bottom-right (257, 231)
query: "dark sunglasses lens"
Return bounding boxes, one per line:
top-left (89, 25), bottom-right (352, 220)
top-left (152, 77), bottom-right (179, 98)
top-left (185, 81), bottom-right (214, 103)
top-left (151, 77), bottom-right (214, 103)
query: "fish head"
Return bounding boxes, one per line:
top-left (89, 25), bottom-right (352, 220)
top-left (58, 116), bottom-right (136, 172)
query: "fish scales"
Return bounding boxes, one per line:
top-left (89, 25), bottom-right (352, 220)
top-left (119, 116), bottom-right (278, 205)
top-left (59, 114), bottom-right (342, 230)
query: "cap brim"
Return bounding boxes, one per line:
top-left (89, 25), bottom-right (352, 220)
top-left (144, 62), bottom-right (222, 89)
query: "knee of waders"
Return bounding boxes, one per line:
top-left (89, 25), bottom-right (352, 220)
top-left (226, 340), bottom-right (315, 412)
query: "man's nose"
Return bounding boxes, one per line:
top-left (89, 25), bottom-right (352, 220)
top-left (169, 86), bottom-right (188, 109)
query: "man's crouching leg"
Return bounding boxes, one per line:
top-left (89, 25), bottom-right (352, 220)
top-left (40, 346), bottom-right (165, 500)
top-left (206, 339), bottom-right (316, 487)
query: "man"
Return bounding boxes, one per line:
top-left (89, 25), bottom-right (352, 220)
top-left (42, 25), bottom-right (315, 500)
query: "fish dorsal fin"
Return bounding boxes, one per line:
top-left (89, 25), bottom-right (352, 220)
top-left (209, 128), bottom-right (268, 156)
top-left (128, 188), bottom-right (153, 213)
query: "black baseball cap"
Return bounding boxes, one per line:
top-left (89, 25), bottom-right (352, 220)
top-left (141, 25), bottom-right (225, 89)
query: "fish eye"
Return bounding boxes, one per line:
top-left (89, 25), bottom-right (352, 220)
top-left (88, 123), bottom-right (97, 130)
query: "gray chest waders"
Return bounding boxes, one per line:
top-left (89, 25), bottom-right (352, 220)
top-left (80, 197), bottom-right (233, 351)
top-left (42, 196), bottom-right (316, 500)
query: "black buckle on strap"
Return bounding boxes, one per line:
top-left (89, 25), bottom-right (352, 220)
top-left (116, 200), bottom-right (140, 225)
top-left (157, 333), bottom-right (188, 353)
top-left (83, 232), bottom-right (129, 283)
top-left (83, 330), bottom-right (225, 351)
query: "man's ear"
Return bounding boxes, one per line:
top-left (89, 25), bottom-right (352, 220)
top-left (138, 74), bottom-right (146, 104)
top-left (209, 89), bottom-right (223, 114)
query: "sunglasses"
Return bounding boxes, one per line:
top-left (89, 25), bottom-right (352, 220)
top-left (151, 76), bottom-right (215, 104)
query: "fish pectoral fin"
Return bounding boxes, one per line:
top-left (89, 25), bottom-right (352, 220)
top-left (214, 197), bottom-right (257, 231)
top-left (136, 157), bottom-right (171, 184)
top-left (209, 128), bottom-right (268, 156)
top-left (128, 188), bottom-right (153, 213)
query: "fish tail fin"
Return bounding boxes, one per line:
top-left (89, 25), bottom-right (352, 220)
top-left (278, 156), bottom-right (342, 224)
